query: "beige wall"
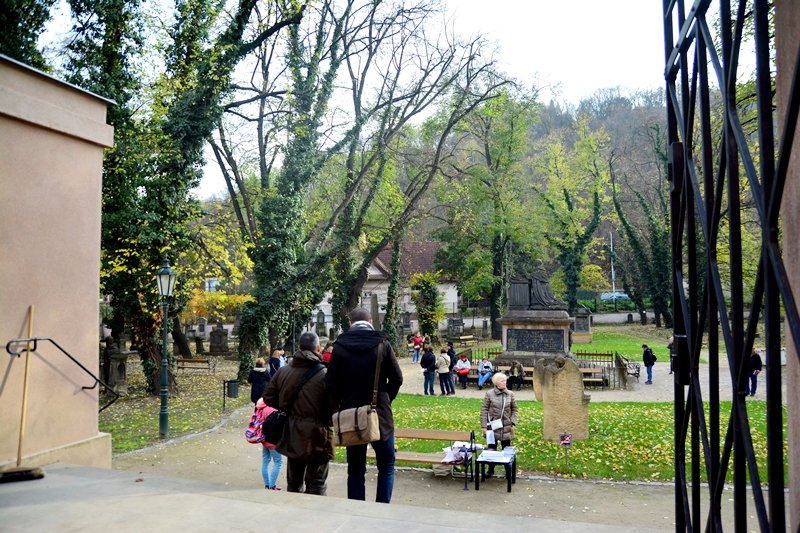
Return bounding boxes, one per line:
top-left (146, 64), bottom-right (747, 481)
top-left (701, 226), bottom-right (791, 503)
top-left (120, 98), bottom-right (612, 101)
top-left (0, 56), bottom-right (113, 469)
top-left (776, 6), bottom-right (800, 530)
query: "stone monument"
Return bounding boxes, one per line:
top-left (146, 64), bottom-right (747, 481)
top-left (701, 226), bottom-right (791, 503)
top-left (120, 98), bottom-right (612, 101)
top-left (496, 276), bottom-right (573, 375)
top-left (572, 306), bottom-right (592, 343)
top-left (104, 336), bottom-right (131, 396)
top-left (538, 356), bottom-right (590, 441)
top-left (208, 321), bottom-right (229, 354)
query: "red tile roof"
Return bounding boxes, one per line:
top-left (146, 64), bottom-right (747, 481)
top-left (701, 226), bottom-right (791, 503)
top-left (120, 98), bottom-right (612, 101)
top-left (373, 241), bottom-right (441, 281)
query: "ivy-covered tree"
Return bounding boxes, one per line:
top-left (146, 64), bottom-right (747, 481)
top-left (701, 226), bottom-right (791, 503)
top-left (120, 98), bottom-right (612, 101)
top-left (534, 118), bottom-right (607, 315)
top-left (59, 0), bottom-right (303, 392)
top-left (410, 271), bottom-right (445, 338)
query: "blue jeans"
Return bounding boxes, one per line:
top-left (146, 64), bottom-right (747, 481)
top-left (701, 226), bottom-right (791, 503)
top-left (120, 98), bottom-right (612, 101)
top-left (412, 348), bottom-right (420, 363)
top-left (261, 447), bottom-right (283, 488)
top-left (646, 365), bottom-right (653, 383)
top-left (346, 433), bottom-right (395, 503)
top-left (424, 371), bottom-right (436, 394)
top-left (478, 371), bottom-right (493, 388)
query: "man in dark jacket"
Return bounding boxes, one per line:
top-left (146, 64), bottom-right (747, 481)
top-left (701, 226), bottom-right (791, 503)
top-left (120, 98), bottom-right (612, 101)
top-left (326, 308), bottom-right (403, 503)
top-left (642, 344), bottom-right (657, 385)
top-left (748, 349), bottom-right (763, 396)
top-left (263, 332), bottom-right (332, 495)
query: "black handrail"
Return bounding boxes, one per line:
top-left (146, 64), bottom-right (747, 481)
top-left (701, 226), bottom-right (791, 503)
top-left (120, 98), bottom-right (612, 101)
top-left (6, 337), bottom-right (120, 412)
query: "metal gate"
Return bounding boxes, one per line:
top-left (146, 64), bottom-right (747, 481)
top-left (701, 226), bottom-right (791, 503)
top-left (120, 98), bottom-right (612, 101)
top-left (663, 1), bottom-right (798, 531)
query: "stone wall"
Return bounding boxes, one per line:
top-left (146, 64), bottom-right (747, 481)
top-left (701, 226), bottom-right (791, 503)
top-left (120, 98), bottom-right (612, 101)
top-left (0, 56), bottom-right (113, 469)
top-left (775, 6), bottom-right (800, 529)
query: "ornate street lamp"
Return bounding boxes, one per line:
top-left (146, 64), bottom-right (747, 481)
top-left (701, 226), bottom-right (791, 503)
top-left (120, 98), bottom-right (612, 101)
top-left (156, 260), bottom-right (176, 438)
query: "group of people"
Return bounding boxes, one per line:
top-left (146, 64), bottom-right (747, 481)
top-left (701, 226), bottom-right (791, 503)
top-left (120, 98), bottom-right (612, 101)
top-left (247, 308), bottom-right (403, 502)
top-left (418, 339), bottom-right (457, 395)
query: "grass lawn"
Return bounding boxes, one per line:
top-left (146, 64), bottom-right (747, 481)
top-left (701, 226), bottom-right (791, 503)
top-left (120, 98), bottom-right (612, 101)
top-left (573, 325), bottom-right (670, 361)
top-left (100, 359), bottom-right (251, 453)
top-left (379, 394), bottom-right (788, 484)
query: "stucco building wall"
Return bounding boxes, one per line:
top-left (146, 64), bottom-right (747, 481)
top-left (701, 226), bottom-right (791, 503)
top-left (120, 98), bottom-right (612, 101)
top-left (0, 56), bottom-right (114, 469)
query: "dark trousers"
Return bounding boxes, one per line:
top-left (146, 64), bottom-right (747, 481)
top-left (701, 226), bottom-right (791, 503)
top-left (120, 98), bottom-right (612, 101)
top-left (507, 376), bottom-right (522, 390)
top-left (346, 434), bottom-right (396, 503)
top-left (286, 456), bottom-right (329, 495)
top-left (749, 372), bottom-right (759, 395)
top-left (439, 373), bottom-right (454, 394)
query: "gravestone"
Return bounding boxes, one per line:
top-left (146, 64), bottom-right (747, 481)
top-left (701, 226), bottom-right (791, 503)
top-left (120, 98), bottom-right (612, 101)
top-left (572, 307), bottom-right (592, 343)
top-left (208, 321), bottom-right (229, 354)
top-left (447, 317), bottom-right (464, 337)
top-left (194, 336), bottom-right (205, 355)
top-left (104, 337), bottom-right (131, 395)
top-left (197, 317), bottom-right (208, 340)
top-left (315, 310), bottom-right (327, 338)
top-left (537, 356), bottom-right (590, 441)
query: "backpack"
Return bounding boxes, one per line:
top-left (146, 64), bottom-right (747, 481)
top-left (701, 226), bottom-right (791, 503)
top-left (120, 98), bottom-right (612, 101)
top-left (245, 408), bottom-right (266, 444)
top-left (245, 400), bottom-right (276, 444)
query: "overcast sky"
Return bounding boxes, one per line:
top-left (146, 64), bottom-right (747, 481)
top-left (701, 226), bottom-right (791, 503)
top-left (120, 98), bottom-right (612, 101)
top-left (446, 0), bottom-right (666, 103)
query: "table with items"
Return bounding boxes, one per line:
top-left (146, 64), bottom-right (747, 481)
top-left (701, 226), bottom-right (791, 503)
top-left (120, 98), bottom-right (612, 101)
top-left (474, 447), bottom-right (516, 492)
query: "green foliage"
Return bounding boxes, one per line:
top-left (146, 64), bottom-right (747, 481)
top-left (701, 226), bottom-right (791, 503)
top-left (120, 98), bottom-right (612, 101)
top-left (534, 118), bottom-right (608, 315)
top-left (410, 271), bottom-right (445, 337)
top-left (0, 0), bottom-right (57, 69)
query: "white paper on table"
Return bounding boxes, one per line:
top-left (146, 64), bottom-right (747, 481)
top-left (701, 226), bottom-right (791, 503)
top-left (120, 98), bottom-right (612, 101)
top-left (485, 429), bottom-right (496, 445)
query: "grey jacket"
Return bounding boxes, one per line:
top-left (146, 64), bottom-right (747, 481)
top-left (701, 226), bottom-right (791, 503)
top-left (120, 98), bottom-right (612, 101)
top-left (480, 387), bottom-right (519, 442)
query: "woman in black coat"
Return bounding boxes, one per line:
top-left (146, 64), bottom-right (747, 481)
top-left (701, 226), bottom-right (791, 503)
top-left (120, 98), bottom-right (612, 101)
top-left (420, 345), bottom-right (436, 395)
top-left (247, 357), bottom-right (271, 404)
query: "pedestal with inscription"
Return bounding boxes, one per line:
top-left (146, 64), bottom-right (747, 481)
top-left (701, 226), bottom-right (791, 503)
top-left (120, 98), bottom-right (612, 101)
top-left (495, 277), bottom-right (575, 401)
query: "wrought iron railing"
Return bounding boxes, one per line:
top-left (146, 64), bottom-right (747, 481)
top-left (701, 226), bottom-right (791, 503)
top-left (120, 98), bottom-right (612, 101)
top-left (6, 337), bottom-right (120, 412)
top-left (663, 1), bottom-right (797, 530)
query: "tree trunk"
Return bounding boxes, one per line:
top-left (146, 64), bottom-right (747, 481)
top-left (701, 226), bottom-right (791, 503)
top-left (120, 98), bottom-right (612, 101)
top-left (171, 315), bottom-right (192, 358)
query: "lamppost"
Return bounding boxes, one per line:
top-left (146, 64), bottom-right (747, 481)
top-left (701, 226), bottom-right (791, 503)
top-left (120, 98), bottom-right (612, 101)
top-left (156, 260), bottom-right (176, 438)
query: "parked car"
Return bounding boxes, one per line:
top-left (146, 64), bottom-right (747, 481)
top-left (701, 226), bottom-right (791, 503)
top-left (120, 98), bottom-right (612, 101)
top-left (600, 291), bottom-right (630, 302)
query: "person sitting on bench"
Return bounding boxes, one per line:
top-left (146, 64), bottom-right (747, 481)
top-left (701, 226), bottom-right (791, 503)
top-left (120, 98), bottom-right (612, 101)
top-left (455, 353), bottom-right (471, 389)
top-left (477, 358), bottom-right (493, 390)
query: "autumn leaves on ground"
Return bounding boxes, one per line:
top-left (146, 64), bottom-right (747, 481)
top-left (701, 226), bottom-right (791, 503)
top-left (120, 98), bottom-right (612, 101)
top-left (101, 325), bottom-right (783, 483)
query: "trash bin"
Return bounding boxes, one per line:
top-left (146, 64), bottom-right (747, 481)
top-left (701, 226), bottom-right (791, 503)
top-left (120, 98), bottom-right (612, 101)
top-left (225, 379), bottom-right (239, 398)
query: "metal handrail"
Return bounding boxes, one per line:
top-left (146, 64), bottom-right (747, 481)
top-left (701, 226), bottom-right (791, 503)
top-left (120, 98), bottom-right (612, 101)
top-left (6, 336), bottom-right (120, 412)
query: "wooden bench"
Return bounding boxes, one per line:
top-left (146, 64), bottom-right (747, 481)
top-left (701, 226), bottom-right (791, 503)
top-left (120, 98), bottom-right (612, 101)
top-left (368, 428), bottom-right (476, 480)
top-left (176, 357), bottom-right (213, 373)
top-left (453, 335), bottom-right (478, 347)
top-left (495, 365), bottom-right (534, 388)
top-left (623, 358), bottom-right (641, 381)
top-left (580, 367), bottom-right (607, 387)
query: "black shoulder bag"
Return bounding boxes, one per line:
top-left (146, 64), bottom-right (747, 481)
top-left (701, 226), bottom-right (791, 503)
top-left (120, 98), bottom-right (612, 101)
top-left (262, 363), bottom-right (324, 444)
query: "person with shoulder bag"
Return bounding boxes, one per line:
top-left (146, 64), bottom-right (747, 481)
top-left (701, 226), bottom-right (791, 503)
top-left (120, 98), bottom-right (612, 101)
top-left (436, 348), bottom-right (455, 395)
top-left (480, 373), bottom-right (519, 478)
top-left (262, 332), bottom-right (331, 495)
top-left (326, 308), bottom-right (403, 504)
